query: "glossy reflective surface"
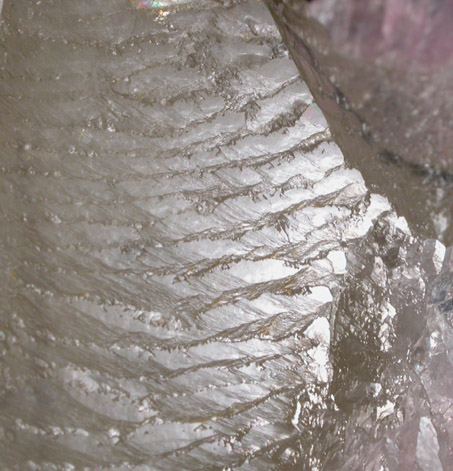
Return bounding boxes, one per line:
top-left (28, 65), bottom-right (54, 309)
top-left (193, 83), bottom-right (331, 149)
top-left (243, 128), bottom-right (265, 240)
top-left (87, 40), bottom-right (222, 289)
top-left (0, 1), bottom-right (452, 470)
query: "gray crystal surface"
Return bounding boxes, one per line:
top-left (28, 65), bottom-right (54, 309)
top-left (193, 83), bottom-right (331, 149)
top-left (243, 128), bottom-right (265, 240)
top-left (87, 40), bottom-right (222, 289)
top-left (0, 0), bottom-right (451, 470)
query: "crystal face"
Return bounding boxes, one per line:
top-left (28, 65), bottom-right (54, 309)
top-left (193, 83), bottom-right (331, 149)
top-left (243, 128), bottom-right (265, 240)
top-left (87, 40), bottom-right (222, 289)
top-left (267, 0), bottom-right (453, 244)
top-left (0, 0), bottom-right (452, 470)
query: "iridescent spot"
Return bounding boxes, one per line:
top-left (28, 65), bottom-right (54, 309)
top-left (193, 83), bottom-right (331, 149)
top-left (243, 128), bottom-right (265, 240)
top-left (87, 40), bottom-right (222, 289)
top-left (137, 1), bottom-right (163, 7)
top-left (131, 0), bottom-right (194, 11)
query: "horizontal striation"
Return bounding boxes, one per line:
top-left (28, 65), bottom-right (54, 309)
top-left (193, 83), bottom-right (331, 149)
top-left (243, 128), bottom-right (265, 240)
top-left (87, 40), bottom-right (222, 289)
top-left (0, 1), bottom-right (422, 470)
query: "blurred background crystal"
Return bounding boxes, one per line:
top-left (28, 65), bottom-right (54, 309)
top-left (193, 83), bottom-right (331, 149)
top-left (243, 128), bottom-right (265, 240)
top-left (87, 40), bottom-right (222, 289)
top-left (267, 0), bottom-right (453, 245)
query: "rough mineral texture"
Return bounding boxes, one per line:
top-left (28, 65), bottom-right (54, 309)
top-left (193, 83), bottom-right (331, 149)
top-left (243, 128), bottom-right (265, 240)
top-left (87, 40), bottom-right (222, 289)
top-left (0, 1), bottom-right (451, 470)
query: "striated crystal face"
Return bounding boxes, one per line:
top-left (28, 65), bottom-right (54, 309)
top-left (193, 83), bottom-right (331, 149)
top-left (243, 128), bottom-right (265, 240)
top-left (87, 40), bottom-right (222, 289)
top-left (0, 0), bottom-right (452, 470)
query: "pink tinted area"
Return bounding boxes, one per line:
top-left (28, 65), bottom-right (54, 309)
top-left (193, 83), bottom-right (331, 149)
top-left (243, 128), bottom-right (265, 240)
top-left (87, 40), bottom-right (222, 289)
top-left (309, 0), bottom-right (453, 69)
top-left (380, 0), bottom-right (453, 67)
